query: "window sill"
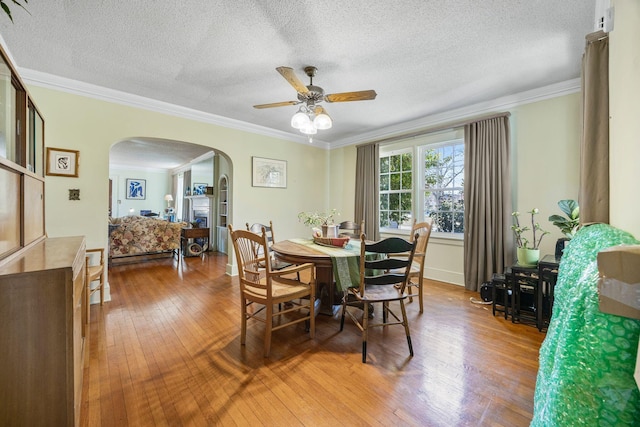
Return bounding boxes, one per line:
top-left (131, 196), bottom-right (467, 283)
top-left (380, 229), bottom-right (464, 245)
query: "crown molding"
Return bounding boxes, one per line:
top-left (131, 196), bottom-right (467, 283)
top-left (330, 78), bottom-right (582, 148)
top-left (170, 151), bottom-right (216, 174)
top-left (18, 68), bottom-right (331, 150)
top-left (18, 66), bottom-right (577, 152)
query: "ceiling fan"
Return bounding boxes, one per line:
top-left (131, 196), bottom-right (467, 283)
top-left (253, 66), bottom-right (377, 141)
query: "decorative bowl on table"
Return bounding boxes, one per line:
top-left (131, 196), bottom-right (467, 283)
top-left (313, 236), bottom-right (350, 248)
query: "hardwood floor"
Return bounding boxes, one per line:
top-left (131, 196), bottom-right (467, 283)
top-left (81, 253), bottom-right (545, 426)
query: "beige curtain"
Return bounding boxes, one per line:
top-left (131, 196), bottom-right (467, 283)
top-left (172, 174), bottom-right (178, 201)
top-left (463, 116), bottom-right (512, 291)
top-left (355, 143), bottom-right (379, 240)
top-left (580, 31), bottom-right (609, 224)
top-left (183, 170), bottom-right (191, 221)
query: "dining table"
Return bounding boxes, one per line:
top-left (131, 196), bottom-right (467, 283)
top-left (271, 238), bottom-right (363, 315)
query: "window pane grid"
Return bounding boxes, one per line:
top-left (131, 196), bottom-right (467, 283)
top-left (379, 140), bottom-right (463, 235)
top-left (422, 141), bottom-right (464, 234)
top-left (379, 152), bottom-right (413, 230)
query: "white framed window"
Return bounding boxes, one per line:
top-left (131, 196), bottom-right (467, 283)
top-left (378, 137), bottom-right (465, 238)
top-left (379, 149), bottom-right (413, 232)
top-left (420, 140), bottom-right (465, 236)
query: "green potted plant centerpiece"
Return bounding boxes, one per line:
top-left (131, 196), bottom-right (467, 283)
top-left (512, 208), bottom-right (549, 267)
top-left (298, 209), bottom-right (339, 237)
top-left (548, 199), bottom-right (580, 259)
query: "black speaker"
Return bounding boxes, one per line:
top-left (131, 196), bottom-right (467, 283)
top-left (480, 282), bottom-right (493, 302)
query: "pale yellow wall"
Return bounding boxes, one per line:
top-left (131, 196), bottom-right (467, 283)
top-left (30, 86), bottom-right (328, 264)
top-left (329, 145), bottom-right (357, 222)
top-left (610, 0), bottom-right (640, 238)
top-left (328, 94), bottom-right (582, 286)
top-left (512, 93), bottom-right (582, 256)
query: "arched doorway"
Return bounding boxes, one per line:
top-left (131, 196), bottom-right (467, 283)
top-left (109, 137), bottom-right (233, 253)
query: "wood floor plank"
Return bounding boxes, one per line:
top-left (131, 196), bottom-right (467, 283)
top-left (81, 252), bottom-right (545, 426)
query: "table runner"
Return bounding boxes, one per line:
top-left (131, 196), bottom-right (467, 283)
top-left (289, 238), bottom-right (361, 291)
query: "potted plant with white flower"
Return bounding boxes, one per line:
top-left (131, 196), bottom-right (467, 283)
top-left (298, 209), bottom-right (340, 237)
top-left (512, 208), bottom-right (549, 266)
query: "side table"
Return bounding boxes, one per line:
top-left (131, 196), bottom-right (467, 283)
top-left (538, 254), bottom-right (560, 330)
top-left (507, 264), bottom-right (540, 328)
top-left (504, 254), bottom-right (560, 331)
top-left (181, 227), bottom-right (210, 257)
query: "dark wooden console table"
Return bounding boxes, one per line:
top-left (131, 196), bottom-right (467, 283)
top-left (181, 227), bottom-right (210, 257)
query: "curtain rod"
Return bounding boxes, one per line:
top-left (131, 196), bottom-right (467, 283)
top-left (357, 111), bottom-right (511, 148)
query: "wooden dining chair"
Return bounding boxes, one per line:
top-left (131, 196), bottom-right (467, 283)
top-left (338, 220), bottom-right (364, 238)
top-left (85, 248), bottom-right (105, 322)
top-left (229, 224), bottom-right (316, 357)
top-left (405, 218), bottom-right (433, 313)
top-left (340, 233), bottom-right (418, 363)
top-left (246, 220), bottom-right (294, 271)
top-left (246, 220), bottom-right (301, 290)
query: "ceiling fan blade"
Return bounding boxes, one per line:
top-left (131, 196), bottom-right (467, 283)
top-left (253, 100), bottom-right (299, 109)
top-left (276, 66), bottom-right (309, 94)
top-left (324, 90), bottom-right (377, 103)
top-left (314, 106), bottom-right (331, 118)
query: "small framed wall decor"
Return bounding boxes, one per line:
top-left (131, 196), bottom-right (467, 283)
top-left (46, 147), bottom-right (79, 177)
top-left (252, 157), bottom-right (287, 188)
top-left (193, 183), bottom-right (207, 195)
top-left (126, 178), bottom-right (146, 200)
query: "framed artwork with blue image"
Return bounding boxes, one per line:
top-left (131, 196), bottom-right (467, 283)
top-left (126, 178), bottom-right (146, 200)
top-left (193, 183), bottom-right (207, 195)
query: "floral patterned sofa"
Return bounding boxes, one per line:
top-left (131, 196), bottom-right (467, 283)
top-left (108, 215), bottom-right (187, 261)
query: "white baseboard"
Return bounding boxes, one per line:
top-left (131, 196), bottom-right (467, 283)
top-left (226, 263), bottom-right (238, 276)
top-left (424, 267), bottom-right (464, 287)
top-left (89, 281), bottom-right (112, 304)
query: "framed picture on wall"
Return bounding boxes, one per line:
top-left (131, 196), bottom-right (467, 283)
top-left (126, 178), bottom-right (146, 200)
top-left (252, 157), bottom-right (287, 188)
top-left (46, 147), bottom-right (79, 177)
top-left (193, 183), bottom-right (207, 195)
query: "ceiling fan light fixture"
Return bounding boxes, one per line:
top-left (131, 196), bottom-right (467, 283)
top-left (313, 113), bottom-right (332, 130)
top-left (257, 65), bottom-right (376, 141)
top-left (299, 122), bottom-right (317, 135)
top-left (291, 110), bottom-right (309, 129)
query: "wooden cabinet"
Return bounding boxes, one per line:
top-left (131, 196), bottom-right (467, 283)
top-left (0, 41), bottom-right (46, 265)
top-left (0, 165), bottom-right (21, 258)
top-left (23, 174), bottom-right (45, 245)
top-left (0, 236), bottom-right (87, 426)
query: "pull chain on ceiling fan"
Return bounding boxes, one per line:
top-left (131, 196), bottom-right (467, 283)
top-left (253, 66), bottom-right (377, 142)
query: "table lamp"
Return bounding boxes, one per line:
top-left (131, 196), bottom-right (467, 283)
top-left (164, 194), bottom-right (174, 214)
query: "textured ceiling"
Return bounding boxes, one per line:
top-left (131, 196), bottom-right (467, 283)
top-left (0, 1), bottom-right (595, 166)
top-left (109, 138), bottom-right (214, 170)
